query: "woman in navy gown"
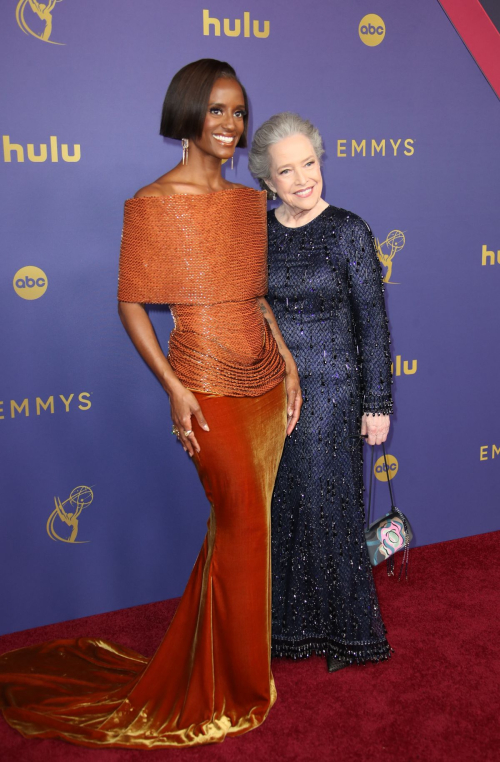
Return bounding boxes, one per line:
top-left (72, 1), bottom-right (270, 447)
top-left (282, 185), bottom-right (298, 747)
top-left (249, 113), bottom-right (393, 672)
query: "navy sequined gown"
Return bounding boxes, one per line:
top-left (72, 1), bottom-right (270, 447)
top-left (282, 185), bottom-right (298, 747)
top-left (267, 205), bottom-right (393, 664)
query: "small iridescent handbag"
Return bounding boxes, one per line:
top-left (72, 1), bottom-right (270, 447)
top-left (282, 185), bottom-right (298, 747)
top-left (365, 442), bottom-right (412, 579)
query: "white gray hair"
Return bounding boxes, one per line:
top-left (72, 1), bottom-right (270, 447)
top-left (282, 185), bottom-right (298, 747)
top-left (248, 112), bottom-right (324, 194)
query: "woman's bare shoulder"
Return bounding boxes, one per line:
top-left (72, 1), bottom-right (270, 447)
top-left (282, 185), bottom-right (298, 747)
top-left (134, 168), bottom-right (188, 199)
top-left (134, 182), bottom-right (165, 199)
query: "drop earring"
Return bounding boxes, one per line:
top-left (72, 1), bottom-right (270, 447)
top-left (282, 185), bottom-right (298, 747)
top-left (182, 139), bottom-right (189, 166)
top-left (231, 156), bottom-right (234, 170)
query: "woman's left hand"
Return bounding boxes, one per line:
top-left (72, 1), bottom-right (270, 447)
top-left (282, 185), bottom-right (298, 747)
top-left (361, 413), bottom-right (390, 446)
top-left (285, 369), bottom-right (302, 435)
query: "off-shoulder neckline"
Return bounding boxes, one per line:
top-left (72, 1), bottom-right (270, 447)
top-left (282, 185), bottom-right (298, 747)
top-left (127, 187), bottom-right (265, 202)
top-left (271, 204), bottom-right (331, 230)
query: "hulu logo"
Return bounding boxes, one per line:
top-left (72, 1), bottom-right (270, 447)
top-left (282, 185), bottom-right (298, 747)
top-left (481, 245), bottom-right (500, 265)
top-left (203, 9), bottom-right (270, 38)
top-left (3, 136), bottom-right (81, 163)
top-left (391, 356), bottom-right (417, 377)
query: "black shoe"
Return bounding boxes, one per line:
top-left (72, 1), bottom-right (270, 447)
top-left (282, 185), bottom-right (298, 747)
top-left (327, 655), bottom-right (348, 673)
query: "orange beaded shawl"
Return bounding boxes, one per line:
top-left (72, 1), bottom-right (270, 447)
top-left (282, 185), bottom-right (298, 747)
top-left (118, 187), bottom-right (285, 396)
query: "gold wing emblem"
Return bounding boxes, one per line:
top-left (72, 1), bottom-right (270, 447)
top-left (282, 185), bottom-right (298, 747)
top-left (47, 486), bottom-right (94, 543)
top-left (375, 230), bottom-right (406, 284)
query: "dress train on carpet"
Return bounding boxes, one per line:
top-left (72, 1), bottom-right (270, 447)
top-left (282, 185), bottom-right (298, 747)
top-left (0, 383), bottom-right (286, 748)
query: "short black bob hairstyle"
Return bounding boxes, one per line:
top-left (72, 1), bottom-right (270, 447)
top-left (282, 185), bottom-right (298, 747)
top-left (160, 59), bottom-right (249, 149)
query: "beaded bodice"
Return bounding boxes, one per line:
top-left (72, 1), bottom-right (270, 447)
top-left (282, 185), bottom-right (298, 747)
top-left (118, 188), bottom-right (285, 396)
top-left (266, 205), bottom-right (393, 414)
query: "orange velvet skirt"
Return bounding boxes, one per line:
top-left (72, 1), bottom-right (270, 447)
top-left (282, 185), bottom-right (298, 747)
top-left (0, 381), bottom-right (287, 748)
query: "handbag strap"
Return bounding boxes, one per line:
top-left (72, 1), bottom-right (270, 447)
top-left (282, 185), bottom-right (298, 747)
top-left (366, 441), bottom-right (395, 528)
top-left (367, 444), bottom-right (375, 528)
top-left (382, 442), bottom-right (396, 510)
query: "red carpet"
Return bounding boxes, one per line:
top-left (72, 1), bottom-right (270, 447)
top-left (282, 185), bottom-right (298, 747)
top-left (1, 532), bottom-right (499, 761)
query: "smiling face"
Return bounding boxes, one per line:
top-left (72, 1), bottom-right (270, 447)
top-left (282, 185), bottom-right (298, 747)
top-left (193, 77), bottom-right (247, 161)
top-left (266, 134), bottom-right (323, 215)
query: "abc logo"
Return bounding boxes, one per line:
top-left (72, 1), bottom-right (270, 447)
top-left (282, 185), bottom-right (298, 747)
top-left (13, 266), bottom-right (48, 300)
top-left (359, 14), bottom-right (385, 46)
top-left (374, 453), bottom-right (398, 481)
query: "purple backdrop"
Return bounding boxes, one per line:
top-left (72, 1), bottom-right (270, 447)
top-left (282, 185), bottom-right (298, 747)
top-left (1, 0), bottom-right (499, 635)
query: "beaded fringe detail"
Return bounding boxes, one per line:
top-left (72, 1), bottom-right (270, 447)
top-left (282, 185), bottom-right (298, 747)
top-left (272, 635), bottom-right (391, 664)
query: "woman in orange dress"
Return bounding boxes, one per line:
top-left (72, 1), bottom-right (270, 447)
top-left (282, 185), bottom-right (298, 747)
top-left (0, 59), bottom-right (301, 749)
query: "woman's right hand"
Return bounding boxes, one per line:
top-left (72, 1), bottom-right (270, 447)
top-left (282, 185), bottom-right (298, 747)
top-left (117, 302), bottom-right (209, 456)
top-left (168, 383), bottom-right (210, 457)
